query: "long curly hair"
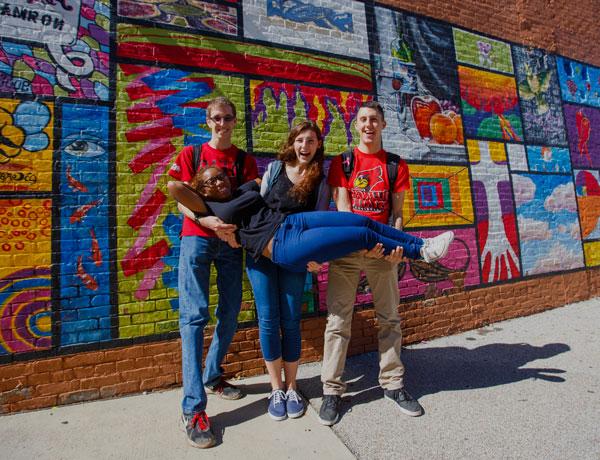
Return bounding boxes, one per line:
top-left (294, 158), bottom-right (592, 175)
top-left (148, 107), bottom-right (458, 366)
top-left (278, 120), bottom-right (325, 203)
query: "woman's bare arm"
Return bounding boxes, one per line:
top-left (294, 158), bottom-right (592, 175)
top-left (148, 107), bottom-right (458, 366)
top-left (167, 181), bottom-right (209, 215)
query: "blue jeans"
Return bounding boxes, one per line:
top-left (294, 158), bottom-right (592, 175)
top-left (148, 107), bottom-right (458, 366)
top-left (246, 256), bottom-right (305, 362)
top-left (178, 236), bottom-right (242, 415)
top-left (272, 211), bottom-right (424, 272)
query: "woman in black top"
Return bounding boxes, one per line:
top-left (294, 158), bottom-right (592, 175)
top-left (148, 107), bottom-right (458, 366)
top-left (168, 170), bottom-right (454, 270)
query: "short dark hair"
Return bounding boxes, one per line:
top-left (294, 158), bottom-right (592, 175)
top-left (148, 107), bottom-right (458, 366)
top-left (207, 96), bottom-right (237, 119)
top-left (358, 100), bottom-right (385, 121)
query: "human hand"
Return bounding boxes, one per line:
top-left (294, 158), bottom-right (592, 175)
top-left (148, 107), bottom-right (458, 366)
top-left (198, 216), bottom-right (238, 242)
top-left (362, 243), bottom-right (385, 259)
top-left (306, 261), bottom-right (323, 273)
top-left (384, 246), bottom-right (405, 265)
top-left (221, 232), bottom-right (241, 248)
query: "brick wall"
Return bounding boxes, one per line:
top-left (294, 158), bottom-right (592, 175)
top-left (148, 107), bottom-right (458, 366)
top-left (1, 0), bottom-right (599, 413)
top-left (3, 267), bottom-right (599, 413)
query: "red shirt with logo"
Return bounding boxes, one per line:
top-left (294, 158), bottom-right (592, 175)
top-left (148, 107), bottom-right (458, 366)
top-left (168, 143), bottom-right (258, 237)
top-left (328, 147), bottom-right (409, 224)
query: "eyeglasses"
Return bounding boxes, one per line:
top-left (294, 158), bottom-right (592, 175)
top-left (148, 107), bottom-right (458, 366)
top-left (209, 115), bottom-right (235, 123)
top-left (202, 173), bottom-right (228, 187)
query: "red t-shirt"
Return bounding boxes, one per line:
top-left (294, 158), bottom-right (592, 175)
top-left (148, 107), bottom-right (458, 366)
top-left (168, 143), bottom-right (258, 237)
top-left (328, 147), bottom-right (409, 224)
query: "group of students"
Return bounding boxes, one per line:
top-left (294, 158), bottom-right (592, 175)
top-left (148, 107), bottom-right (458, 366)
top-left (167, 96), bottom-right (454, 448)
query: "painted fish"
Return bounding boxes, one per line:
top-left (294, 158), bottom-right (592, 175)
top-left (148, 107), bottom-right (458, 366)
top-left (70, 199), bottom-right (102, 224)
top-left (89, 228), bottom-right (102, 267)
top-left (66, 166), bottom-right (89, 192)
top-left (76, 255), bottom-right (98, 291)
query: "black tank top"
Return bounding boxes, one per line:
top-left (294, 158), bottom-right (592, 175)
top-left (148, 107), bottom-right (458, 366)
top-left (206, 168), bottom-right (319, 260)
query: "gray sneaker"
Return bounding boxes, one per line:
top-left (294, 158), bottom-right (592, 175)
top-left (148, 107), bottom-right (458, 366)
top-left (383, 388), bottom-right (423, 417)
top-left (420, 231), bottom-right (454, 263)
top-left (181, 412), bottom-right (216, 448)
top-left (318, 394), bottom-right (341, 426)
top-left (205, 378), bottom-right (244, 400)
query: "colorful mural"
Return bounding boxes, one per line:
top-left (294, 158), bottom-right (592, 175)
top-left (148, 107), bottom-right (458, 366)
top-left (399, 228), bottom-right (480, 298)
top-left (1, 0), bottom-right (599, 359)
top-left (117, 24), bottom-right (372, 91)
top-left (0, 99), bottom-right (53, 192)
top-left (402, 164), bottom-right (474, 228)
top-left (116, 64), bottom-right (251, 338)
top-left (583, 241), bottom-right (600, 267)
top-left (0, 0), bottom-right (110, 100)
top-left (0, 199), bottom-right (52, 354)
top-left (117, 0), bottom-right (238, 35)
top-left (513, 173), bottom-right (584, 275)
top-left (563, 104), bottom-right (600, 169)
top-left (513, 47), bottom-right (567, 146)
top-left (557, 57), bottom-right (600, 108)
top-left (574, 169), bottom-right (600, 240)
top-left (243, 0), bottom-right (369, 60)
top-left (316, 228), bottom-right (480, 310)
top-left (459, 66), bottom-right (523, 142)
top-left (59, 103), bottom-right (112, 346)
top-left (468, 140), bottom-right (521, 283)
top-left (526, 146), bottom-right (571, 173)
top-left (374, 8), bottom-right (466, 162)
top-left (453, 28), bottom-right (513, 74)
top-left (250, 81), bottom-right (368, 154)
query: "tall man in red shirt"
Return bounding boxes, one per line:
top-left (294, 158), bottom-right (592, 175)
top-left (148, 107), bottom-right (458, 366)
top-left (319, 101), bottom-right (423, 426)
top-left (168, 97), bottom-right (258, 448)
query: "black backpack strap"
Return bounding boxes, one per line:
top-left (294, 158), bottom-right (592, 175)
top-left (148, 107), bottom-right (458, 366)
top-left (341, 147), bottom-right (354, 180)
top-left (192, 144), bottom-right (201, 173)
top-left (385, 151), bottom-right (399, 187)
top-left (234, 149), bottom-right (246, 186)
top-left (385, 152), bottom-right (401, 224)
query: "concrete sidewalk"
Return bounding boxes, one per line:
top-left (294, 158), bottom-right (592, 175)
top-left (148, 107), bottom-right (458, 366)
top-left (1, 298), bottom-right (599, 459)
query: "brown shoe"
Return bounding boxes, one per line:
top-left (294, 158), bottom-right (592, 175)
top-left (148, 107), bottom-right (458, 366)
top-left (205, 378), bottom-right (244, 400)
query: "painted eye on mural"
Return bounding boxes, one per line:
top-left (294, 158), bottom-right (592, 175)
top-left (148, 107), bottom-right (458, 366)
top-left (61, 134), bottom-right (106, 158)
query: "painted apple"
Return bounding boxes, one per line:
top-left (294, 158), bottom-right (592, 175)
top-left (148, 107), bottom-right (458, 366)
top-left (429, 113), bottom-right (457, 144)
top-left (411, 95), bottom-right (442, 139)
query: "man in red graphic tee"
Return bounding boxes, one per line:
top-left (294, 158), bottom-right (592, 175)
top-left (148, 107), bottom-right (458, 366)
top-left (319, 101), bottom-right (424, 427)
top-left (168, 97), bottom-right (258, 449)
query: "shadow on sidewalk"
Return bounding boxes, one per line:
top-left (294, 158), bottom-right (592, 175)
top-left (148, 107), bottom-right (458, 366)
top-left (298, 342), bottom-right (570, 419)
top-left (209, 382), bottom-right (270, 446)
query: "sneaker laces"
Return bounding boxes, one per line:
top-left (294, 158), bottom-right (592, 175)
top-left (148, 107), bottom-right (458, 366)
top-left (286, 389), bottom-right (301, 404)
top-left (322, 395), bottom-right (339, 410)
top-left (190, 411), bottom-right (210, 431)
top-left (269, 389), bottom-right (286, 405)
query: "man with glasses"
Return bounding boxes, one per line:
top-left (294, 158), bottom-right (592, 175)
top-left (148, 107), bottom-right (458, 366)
top-left (169, 97), bottom-right (258, 448)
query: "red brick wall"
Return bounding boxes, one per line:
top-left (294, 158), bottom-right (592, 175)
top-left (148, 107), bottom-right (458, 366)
top-left (380, 0), bottom-right (600, 66)
top-left (3, 267), bottom-right (598, 414)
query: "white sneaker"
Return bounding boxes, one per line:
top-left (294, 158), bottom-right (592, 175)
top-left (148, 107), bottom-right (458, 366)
top-left (420, 231), bottom-right (454, 263)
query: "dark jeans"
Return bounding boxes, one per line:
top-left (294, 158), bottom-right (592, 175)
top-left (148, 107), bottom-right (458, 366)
top-left (271, 211), bottom-right (424, 272)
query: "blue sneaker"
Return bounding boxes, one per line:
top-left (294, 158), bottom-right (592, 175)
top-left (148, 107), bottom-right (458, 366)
top-left (268, 389), bottom-right (287, 421)
top-left (285, 389), bottom-right (305, 418)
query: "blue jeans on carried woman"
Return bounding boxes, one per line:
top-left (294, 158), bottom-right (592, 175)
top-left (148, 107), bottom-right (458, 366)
top-left (271, 211), bottom-right (424, 273)
top-left (246, 256), bottom-right (305, 362)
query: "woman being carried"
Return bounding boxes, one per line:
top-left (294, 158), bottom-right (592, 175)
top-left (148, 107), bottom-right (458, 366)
top-left (168, 168), bottom-right (454, 275)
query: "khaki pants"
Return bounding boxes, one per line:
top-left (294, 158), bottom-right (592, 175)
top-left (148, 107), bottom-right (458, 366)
top-left (321, 252), bottom-right (404, 395)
